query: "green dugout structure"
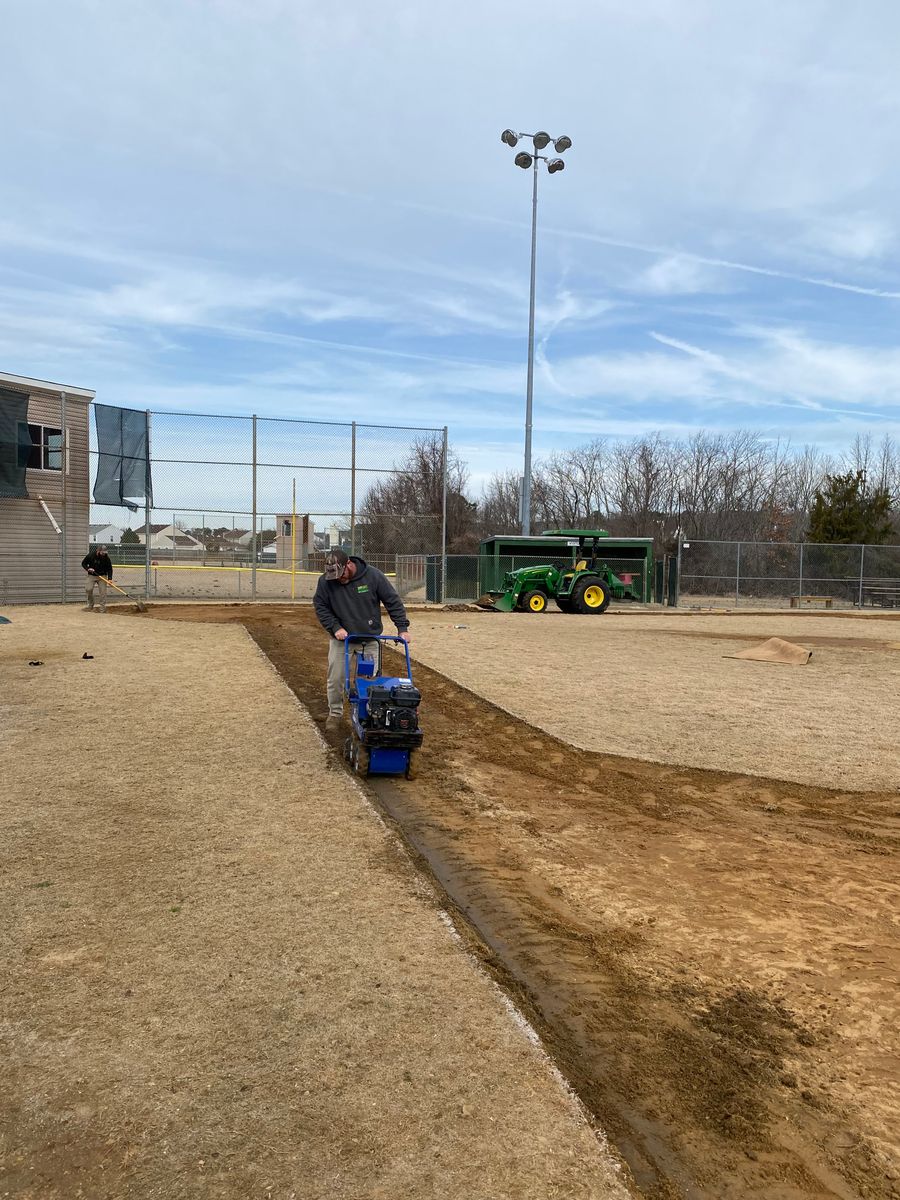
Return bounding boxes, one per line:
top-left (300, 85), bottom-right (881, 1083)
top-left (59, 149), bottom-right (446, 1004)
top-left (431, 530), bottom-right (655, 603)
top-left (480, 531), bottom-right (654, 601)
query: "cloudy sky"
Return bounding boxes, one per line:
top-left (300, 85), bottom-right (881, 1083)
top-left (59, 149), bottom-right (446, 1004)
top-left (3, 0), bottom-right (900, 487)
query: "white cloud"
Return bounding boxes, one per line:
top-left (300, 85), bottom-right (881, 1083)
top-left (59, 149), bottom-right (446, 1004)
top-left (632, 255), bottom-right (730, 296)
top-left (800, 213), bottom-right (895, 262)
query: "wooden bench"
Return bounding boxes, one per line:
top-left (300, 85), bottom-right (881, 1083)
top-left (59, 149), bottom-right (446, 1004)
top-left (861, 586), bottom-right (900, 609)
top-left (789, 595), bottom-right (834, 609)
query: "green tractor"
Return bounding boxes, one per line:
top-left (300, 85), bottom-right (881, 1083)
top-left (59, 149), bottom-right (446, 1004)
top-left (476, 530), bottom-right (620, 614)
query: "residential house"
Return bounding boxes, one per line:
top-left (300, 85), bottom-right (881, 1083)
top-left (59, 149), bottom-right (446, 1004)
top-left (89, 522), bottom-right (125, 545)
top-left (137, 524), bottom-right (204, 554)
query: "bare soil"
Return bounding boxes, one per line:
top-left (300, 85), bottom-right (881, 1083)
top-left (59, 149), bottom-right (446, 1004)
top-left (140, 603), bottom-right (900, 1200)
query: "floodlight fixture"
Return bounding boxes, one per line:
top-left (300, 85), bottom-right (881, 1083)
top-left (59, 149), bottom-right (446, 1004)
top-left (499, 125), bottom-right (572, 536)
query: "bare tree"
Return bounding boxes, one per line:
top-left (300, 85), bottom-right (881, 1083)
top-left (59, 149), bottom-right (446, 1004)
top-left (359, 434), bottom-right (476, 555)
top-left (531, 439), bottom-right (609, 530)
top-left (478, 470), bottom-right (521, 536)
top-left (475, 429), bottom-right (896, 553)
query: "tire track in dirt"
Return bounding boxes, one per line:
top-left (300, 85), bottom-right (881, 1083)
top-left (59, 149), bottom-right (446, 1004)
top-left (138, 605), bottom-right (899, 1200)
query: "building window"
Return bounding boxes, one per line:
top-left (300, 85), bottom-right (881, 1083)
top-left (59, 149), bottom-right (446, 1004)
top-left (282, 519), bottom-right (292, 537)
top-left (18, 424), bottom-right (62, 471)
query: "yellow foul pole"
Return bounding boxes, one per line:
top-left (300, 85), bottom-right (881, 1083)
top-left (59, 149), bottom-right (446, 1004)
top-left (291, 478), bottom-right (297, 600)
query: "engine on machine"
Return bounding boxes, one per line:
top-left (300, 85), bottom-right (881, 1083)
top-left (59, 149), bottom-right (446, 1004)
top-left (363, 682), bottom-right (421, 734)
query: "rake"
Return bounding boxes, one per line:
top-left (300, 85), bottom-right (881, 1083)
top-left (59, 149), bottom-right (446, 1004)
top-left (103, 577), bottom-right (149, 613)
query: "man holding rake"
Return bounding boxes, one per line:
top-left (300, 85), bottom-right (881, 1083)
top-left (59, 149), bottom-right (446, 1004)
top-left (81, 545), bottom-right (113, 613)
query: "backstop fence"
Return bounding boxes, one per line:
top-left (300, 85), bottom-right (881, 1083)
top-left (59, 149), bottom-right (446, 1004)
top-left (83, 410), bottom-right (449, 603)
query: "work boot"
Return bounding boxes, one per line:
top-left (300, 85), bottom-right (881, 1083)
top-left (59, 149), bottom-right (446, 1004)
top-left (325, 714), bottom-right (342, 733)
top-left (82, 605), bottom-right (92, 611)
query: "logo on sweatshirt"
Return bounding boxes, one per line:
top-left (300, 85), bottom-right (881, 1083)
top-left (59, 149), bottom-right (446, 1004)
top-left (356, 584), bottom-right (369, 594)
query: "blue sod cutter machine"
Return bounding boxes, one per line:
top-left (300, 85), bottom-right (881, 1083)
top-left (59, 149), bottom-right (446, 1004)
top-left (343, 634), bottom-right (423, 779)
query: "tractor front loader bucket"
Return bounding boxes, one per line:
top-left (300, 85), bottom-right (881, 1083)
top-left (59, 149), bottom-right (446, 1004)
top-left (474, 591), bottom-right (516, 611)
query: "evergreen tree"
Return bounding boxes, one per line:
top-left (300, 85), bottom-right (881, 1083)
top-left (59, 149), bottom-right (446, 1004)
top-left (806, 470), bottom-right (893, 544)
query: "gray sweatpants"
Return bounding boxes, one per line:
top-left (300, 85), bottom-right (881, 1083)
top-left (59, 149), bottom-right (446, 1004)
top-left (85, 577), bottom-right (108, 610)
top-left (326, 638), bottom-right (380, 716)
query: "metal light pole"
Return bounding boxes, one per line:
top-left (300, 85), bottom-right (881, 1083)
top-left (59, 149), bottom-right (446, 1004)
top-left (501, 129), bottom-right (571, 535)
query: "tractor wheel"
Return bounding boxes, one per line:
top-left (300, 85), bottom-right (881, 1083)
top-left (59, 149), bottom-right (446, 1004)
top-left (520, 589), bottom-right (548, 613)
top-left (343, 736), bottom-right (352, 762)
top-left (405, 750), bottom-right (419, 780)
top-left (571, 576), bottom-right (611, 614)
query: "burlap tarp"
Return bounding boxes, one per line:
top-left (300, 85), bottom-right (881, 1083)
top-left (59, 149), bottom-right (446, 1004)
top-left (725, 637), bottom-right (812, 666)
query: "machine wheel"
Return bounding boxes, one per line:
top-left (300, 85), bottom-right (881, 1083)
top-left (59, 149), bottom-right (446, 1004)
top-left (342, 736), bottom-right (352, 762)
top-left (520, 589), bottom-right (548, 613)
top-left (354, 742), bottom-right (370, 776)
top-left (571, 576), bottom-right (611, 614)
top-left (405, 750), bottom-right (419, 780)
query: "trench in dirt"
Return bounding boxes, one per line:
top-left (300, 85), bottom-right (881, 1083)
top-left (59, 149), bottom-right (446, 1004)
top-left (140, 606), bottom-right (898, 1200)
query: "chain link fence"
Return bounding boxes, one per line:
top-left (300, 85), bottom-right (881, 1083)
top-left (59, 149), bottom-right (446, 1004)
top-left (392, 546), bottom-right (900, 612)
top-left (678, 540), bottom-right (900, 609)
top-left (86, 410), bottom-right (448, 602)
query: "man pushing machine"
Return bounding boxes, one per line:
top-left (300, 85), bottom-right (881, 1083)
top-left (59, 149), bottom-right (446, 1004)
top-left (313, 549), bottom-right (410, 732)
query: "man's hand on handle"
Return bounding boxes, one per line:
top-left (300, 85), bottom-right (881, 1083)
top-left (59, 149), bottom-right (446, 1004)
top-left (335, 628), bottom-right (409, 642)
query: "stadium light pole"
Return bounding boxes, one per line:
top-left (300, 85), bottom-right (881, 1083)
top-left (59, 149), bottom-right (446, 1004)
top-left (500, 129), bottom-right (572, 535)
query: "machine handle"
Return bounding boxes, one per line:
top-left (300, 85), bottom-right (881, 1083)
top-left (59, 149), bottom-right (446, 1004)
top-left (344, 632), bottom-right (412, 678)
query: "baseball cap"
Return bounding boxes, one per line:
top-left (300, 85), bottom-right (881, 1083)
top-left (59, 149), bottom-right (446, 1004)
top-left (324, 549), bottom-right (349, 580)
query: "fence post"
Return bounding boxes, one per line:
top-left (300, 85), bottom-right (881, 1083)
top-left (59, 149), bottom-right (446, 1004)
top-left (350, 420), bottom-right (357, 555)
top-left (60, 391), bottom-right (67, 603)
top-left (735, 541), bottom-right (741, 605)
top-left (251, 414), bottom-right (257, 601)
top-left (798, 541), bottom-right (804, 599)
top-left (675, 537), bottom-right (683, 607)
top-left (144, 410), bottom-right (152, 599)
top-left (441, 426), bottom-right (449, 603)
top-left (858, 544), bottom-right (866, 608)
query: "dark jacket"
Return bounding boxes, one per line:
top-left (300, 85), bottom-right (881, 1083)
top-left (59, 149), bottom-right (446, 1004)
top-left (81, 551), bottom-right (113, 579)
top-left (313, 556), bottom-right (409, 638)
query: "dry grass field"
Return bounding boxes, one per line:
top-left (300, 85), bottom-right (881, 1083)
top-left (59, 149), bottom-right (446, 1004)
top-left (0, 606), bottom-right (628, 1200)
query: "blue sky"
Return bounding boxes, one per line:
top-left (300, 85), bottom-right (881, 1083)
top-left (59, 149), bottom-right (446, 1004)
top-left (3, 0), bottom-right (900, 492)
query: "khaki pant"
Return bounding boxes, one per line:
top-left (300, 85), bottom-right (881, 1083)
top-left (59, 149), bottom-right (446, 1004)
top-left (85, 576), bottom-right (108, 610)
top-left (327, 638), bottom-right (380, 716)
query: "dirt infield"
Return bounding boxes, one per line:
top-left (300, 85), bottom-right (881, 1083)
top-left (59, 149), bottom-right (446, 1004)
top-left (0, 607), bottom-right (629, 1200)
top-left (409, 608), bottom-right (900, 791)
top-left (138, 604), bottom-right (900, 1200)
